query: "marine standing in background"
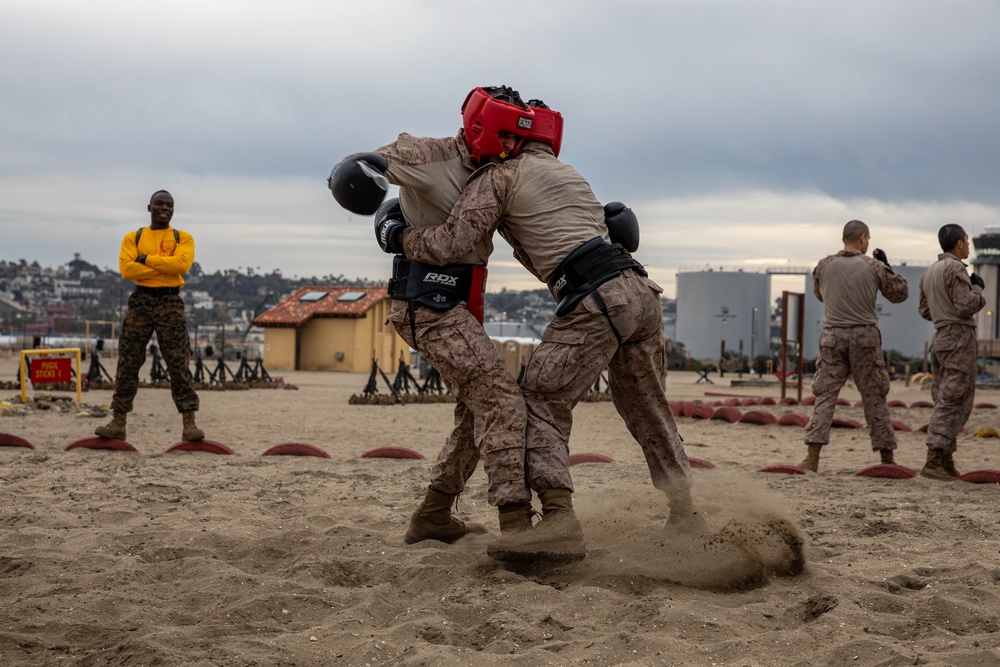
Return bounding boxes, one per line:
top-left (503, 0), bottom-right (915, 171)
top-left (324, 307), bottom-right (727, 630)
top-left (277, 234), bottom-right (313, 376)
top-left (918, 224), bottom-right (985, 480)
top-left (800, 220), bottom-right (908, 472)
top-left (95, 190), bottom-right (205, 443)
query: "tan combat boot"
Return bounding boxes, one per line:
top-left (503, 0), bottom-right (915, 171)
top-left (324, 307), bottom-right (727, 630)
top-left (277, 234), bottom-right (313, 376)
top-left (667, 490), bottom-right (708, 535)
top-left (404, 487), bottom-right (487, 545)
top-left (879, 449), bottom-right (896, 465)
top-left (539, 489), bottom-right (585, 540)
top-left (181, 412), bottom-right (205, 441)
top-left (487, 488), bottom-right (586, 563)
top-left (942, 451), bottom-right (961, 479)
top-left (94, 411), bottom-right (127, 440)
top-left (497, 503), bottom-right (534, 534)
top-left (920, 448), bottom-right (957, 481)
top-left (799, 444), bottom-right (822, 472)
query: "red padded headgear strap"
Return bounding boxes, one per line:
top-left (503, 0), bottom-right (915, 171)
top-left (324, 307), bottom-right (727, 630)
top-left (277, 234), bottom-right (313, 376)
top-left (525, 100), bottom-right (563, 158)
top-left (461, 86), bottom-right (534, 162)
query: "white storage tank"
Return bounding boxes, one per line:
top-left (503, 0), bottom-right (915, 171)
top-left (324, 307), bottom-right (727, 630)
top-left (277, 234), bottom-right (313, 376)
top-left (675, 268), bottom-right (770, 360)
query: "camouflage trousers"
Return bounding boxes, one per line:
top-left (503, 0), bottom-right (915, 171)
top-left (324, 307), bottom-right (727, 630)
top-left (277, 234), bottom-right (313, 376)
top-left (389, 301), bottom-right (530, 507)
top-left (926, 324), bottom-right (978, 453)
top-left (520, 270), bottom-right (693, 500)
top-left (111, 291), bottom-right (199, 414)
top-left (804, 325), bottom-right (895, 451)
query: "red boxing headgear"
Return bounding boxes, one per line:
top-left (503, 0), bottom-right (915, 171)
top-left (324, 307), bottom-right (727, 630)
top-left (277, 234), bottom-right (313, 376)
top-left (461, 86), bottom-right (534, 162)
top-left (526, 99), bottom-right (563, 158)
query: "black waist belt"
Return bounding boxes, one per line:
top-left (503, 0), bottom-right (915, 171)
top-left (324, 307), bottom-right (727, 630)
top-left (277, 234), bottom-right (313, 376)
top-left (388, 256), bottom-right (487, 323)
top-left (547, 237), bottom-right (645, 317)
top-left (135, 286), bottom-right (180, 296)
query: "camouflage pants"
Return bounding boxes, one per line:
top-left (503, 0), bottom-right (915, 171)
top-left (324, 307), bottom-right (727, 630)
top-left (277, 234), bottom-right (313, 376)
top-left (804, 325), bottom-right (895, 451)
top-left (390, 300), bottom-right (530, 507)
top-left (111, 292), bottom-right (199, 414)
top-left (520, 270), bottom-right (692, 500)
top-left (926, 324), bottom-right (978, 453)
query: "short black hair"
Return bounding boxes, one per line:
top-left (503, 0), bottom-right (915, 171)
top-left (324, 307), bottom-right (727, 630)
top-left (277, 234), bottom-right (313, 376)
top-left (938, 224), bottom-right (966, 252)
top-left (149, 190), bottom-right (172, 203)
top-left (843, 220), bottom-right (869, 244)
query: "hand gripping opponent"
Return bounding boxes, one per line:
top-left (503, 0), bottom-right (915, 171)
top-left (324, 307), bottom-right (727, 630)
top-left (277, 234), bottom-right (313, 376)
top-left (327, 152), bottom-right (389, 215)
top-left (374, 198), bottom-right (407, 255)
top-left (604, 202), bottom-right (639, 252)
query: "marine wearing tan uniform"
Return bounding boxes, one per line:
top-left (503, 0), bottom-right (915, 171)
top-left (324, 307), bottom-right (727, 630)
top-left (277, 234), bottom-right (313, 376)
top-left (917, 224), bottom-right (985, 480)
top-left (800, 220), bottom-right (908, 472)
top-left (402, 138), bottom-right (699, 559)
top-left (330, 120), bottom-right (532, 544)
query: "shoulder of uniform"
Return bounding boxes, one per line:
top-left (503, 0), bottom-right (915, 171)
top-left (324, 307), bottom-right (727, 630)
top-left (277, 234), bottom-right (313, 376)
top-left (468, 162), bottom-right (497, 181)
top-left (814, 254), bottom-right (836, 269)
top-left (860, 255), bottom-right (882, 268)
top-left (390, 133), bottom-right (460, 166)
top-left (521, 141), bottom-right (554, 157)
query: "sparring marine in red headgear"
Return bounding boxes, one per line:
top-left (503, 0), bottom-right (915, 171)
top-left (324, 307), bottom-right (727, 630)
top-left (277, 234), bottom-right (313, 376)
top-left (461, 86), bottom-right (535, 162)
top-left (525, 99), bottom-right (564, 158)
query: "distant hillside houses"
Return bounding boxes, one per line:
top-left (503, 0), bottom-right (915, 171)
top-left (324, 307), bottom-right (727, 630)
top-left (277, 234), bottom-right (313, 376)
top-left (3, 256), bottom-right (685, 343)
top-left (53, 279), bottom-right (103, 302)
top-left (186, 290), bottom-right (215, 310)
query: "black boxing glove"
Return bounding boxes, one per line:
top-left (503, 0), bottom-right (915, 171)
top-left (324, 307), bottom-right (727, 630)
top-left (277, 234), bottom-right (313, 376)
top-left (971, 273), bottom-right (985, 289)
top-left (373, 198), bottom-right (407, 255)
top-left (604, 201), bottom-right (640, 253)
top-left (328, 152), bottom-right (390, 215)
top-left (873, 248), bottom-right (890, 268)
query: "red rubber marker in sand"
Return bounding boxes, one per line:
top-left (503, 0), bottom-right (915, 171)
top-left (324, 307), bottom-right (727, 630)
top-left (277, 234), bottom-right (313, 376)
top-left (263, 443), bottom-right (333, 459)
top-left (359, 446), bottom-right (423, 460)
top-left (0, 433), bottom-right (34, 449)
top-left (65, 437), bottom-right (138, 452)
top-left (165, 440), bottom-right (234, 455)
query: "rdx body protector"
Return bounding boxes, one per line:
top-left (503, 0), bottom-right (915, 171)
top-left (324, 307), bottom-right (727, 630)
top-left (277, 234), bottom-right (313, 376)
top-left (388, 256), bottom-right (488, 324)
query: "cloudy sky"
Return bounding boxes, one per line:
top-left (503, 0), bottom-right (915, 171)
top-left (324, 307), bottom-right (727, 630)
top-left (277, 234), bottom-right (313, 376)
top-left (2, 0), bottom-right (998, 297)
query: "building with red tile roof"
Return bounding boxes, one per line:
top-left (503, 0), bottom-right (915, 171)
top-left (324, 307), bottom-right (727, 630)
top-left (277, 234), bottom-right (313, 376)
top-left (252, 286), bottom-right (407, 372)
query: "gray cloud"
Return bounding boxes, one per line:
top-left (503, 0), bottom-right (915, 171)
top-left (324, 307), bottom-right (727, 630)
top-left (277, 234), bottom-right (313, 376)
top-left (2, 0), bottom-right (999, 288)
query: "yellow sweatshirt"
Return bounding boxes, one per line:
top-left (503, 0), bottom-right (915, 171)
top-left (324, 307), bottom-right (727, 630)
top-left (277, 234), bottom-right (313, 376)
top-left (118, 227), bottom-right (195, 288)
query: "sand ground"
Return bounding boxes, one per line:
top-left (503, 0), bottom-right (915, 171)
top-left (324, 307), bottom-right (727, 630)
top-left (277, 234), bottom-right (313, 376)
top-left (0, 356), bottom-right (999, 666)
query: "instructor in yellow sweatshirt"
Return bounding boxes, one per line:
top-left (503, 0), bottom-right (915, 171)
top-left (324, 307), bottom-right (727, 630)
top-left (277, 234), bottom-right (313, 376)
top-left (94, 190), bottom-right (205, 443)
